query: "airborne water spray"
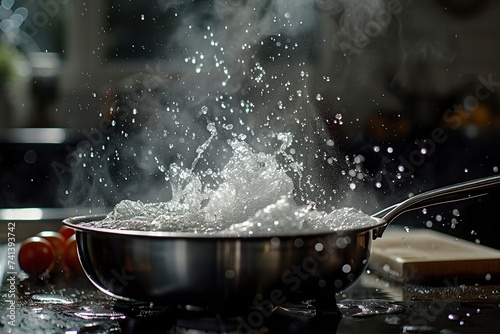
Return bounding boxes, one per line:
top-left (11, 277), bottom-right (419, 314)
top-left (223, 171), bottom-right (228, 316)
top-left (63, 0), bottom-right (393, 213)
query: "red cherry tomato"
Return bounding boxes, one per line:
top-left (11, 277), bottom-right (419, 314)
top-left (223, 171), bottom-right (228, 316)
top-left (58, 225), bottom-right (75, 241)
top-left (36, 231), bottom-right (65, 257)
top-left (18, 236), bottom-right (56, 277)
top-left (62, 235), bottom-right (84, 275)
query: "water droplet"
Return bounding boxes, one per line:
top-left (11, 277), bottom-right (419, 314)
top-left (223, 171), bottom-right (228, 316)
top-left (353, 155), bottom-right (363, 164)
top-left (271, 237), bottom-right (280, 246)
top-left (294, 238), bottom-right (304, 247)
top-left (316, 94), bottom-right (323, 101)
top-left (464, 168), bottom-right (469, 173)
top-left (74, 311), bottom-right (125, 320)
top-left (335, 113), bottom-right (343, 120)
top-left (349, 183), bottom-right (356, 190)
top-left (225, 270), bottom-right (235, 279)
top-left (436, 215), bottom-right (443, 222)
top-left (375, 182), bottom-right (382, 188)
top-left (387, 147), bottom-right (393, 153)
top-left (373, 146), bottom-right (380, 152)
top-left (338, 300), bottom-right (404, 318)
top-left (448, 314), bottom-right (459, 320)
top-left (401, 325), bottom-right (437, 332)
top-left (422, 208), bottom-right (427, 214)
top-left (452, 209), bottom-right (460, 216)
top-left (31, 294), bottom-right (74, 305)
top-left (425, 220), bottom-right (433, 228)
top-left (404, 226), bottom-right (410, 233)
top-left (494, 166), bottom-right (499, 172)
top-left (342, 264), bottom-right (351, 273)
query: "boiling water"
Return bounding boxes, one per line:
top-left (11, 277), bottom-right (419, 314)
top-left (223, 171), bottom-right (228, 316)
top-left (71, 1), bottom-right (386, 236)
top-left (79, 129), bottom-right (379, 236)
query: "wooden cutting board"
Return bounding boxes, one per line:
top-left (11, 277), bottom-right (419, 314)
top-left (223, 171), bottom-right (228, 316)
top-left (369, 228), bottom-right (500, 282)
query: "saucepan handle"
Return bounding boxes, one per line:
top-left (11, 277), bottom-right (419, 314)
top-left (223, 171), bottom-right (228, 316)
top-left (371, 175), bottom-right (500, 239)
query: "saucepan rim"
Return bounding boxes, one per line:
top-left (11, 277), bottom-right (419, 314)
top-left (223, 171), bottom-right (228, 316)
top-left (63, 214), bottom-right (387, 239)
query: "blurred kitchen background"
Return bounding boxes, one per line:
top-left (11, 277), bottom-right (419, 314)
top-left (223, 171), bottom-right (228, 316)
top-left (1, 0), bottom-right (500, 247)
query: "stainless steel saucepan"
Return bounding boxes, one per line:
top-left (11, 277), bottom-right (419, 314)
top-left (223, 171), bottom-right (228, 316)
top-left (63, 175), bottom-right (500, 310)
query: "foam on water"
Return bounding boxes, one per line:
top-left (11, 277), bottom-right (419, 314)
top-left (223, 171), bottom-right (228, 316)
top-left (224, 197), bottom-right (379, 236)
top-left (79, 128), bottom-right (379, 236)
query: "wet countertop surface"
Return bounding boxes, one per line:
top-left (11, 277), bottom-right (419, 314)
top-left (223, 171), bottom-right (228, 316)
top-left (1, 244), bottom-right (500, 334)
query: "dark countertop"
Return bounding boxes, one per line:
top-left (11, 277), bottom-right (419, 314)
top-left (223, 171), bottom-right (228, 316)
top-left (1, 243), bottom-right (500, 334)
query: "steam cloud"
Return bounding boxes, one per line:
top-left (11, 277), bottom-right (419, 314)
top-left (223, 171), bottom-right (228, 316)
top-left (62, 0), bottom-right (394, 210)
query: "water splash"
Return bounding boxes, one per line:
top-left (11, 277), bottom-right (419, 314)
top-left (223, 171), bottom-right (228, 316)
top-left (79, 131), bottom-right (379, 235)
top-left (191, 122), bottom-right (217, 170)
